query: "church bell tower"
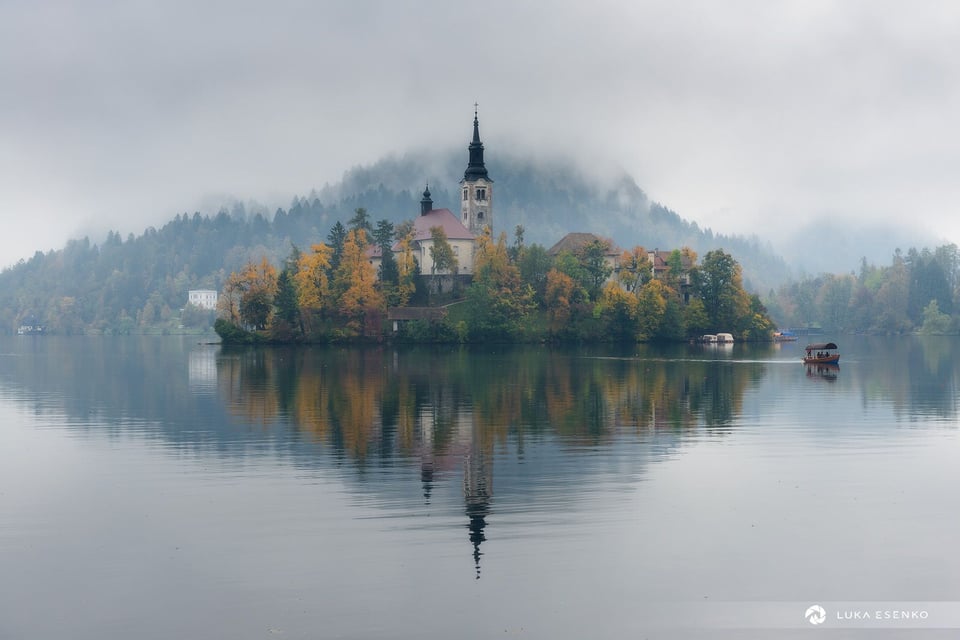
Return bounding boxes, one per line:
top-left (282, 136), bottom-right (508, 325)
top-left (460, 106), bottom-right (493, 236)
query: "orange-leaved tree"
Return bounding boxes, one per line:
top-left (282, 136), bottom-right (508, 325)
top-left (295, 243), bottom-right (332, 330)
top-left (335, 229), bottom-right (384, 334)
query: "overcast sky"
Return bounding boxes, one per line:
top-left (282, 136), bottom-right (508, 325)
top-left (2, 0), bottom-right (959, 269)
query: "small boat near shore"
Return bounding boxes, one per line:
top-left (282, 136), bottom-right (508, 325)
top-left (803, 342), bottom-right (840, 365)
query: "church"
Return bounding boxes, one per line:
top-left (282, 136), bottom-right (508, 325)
top-left (370, 109), bottom-right (493, 280)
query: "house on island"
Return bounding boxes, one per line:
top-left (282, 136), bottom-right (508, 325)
top-left (547, 232), bottom-right (622, 285)
top-left (648, 248), bottom-right (695, 302)
top-left (548, 233), bottom-right (695, 296)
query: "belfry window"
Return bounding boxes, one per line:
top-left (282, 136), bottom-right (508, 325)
top-left (477, 188), bottom-right (486, 201)
top-left (463, 188), bottom-right (468, 201)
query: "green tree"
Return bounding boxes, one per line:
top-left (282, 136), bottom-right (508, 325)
top-left (743, 294), bottom-right (775, 340)
top-left (519, 244), bottom-right (553, 304)
top-left (920, 299), bottom-right (952, 334)
top-left (875, 250), bottom-right (910, 333)
top-left (509, 224), bottom-right (526, 263)
top-left (238, 257), bottom-right (278, 330)
top-left (578, 239), bottom-right (613, 301)
top-left (327, 221), bottom-right (347, 275)
top-left (466, 231), bottom-right (534, 339)
top-left (816, 274), bottom-right (855, 332)
top-left (272, 267), bottom-right (301, 336)
top-left (695, 249), bottom-right (750, 332)
top-left (373, 219), bottom-right (399, 303)
top-left (348, 207), bottom-right (373, 235)
top-left (682, 298), bottom-right (710, 338)
top-left (428, 226), bottom-right (458, 297)
top-left (395, 227), bottom-right (417, 307)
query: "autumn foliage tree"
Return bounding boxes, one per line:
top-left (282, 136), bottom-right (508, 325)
top-left (295, 243), bottom-right (333, 334)
top-left (334, 229), bottom-right (384, 334)
top-left (239, 257), bottom-right (278, 330)
top-left (544, 268), bottom-right (577, 334)
top-left (216, 257), bottom-right (278, 333)
top-left (466, 230), bottom-right (534, 339)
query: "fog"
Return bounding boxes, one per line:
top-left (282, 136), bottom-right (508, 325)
top-left (2, 0), bottom-right (959, 269)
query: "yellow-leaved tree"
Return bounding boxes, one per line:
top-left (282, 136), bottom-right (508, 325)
top-left (544, 268), bottom-right (576, 333)
top-left (295, 243), bottom-right (333, 334)
top-left (335, 229), bottom-right (384, 334)
top-left (238, 257), bottom-right (278, 330)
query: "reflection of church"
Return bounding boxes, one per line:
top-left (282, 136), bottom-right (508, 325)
top-left (415, 396), bottom-right (494, 579)
top-left (463, 425), bottom-right (492, 579)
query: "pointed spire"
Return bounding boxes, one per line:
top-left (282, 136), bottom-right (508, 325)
top-left (472, 102), bottom-right (481, 144)
top-left (420, 182), bottom-right (433, 215)
top-left (464, 105), bottom-right (489, 181)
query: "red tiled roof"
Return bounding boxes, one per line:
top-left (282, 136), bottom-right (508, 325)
top-left (393, 209), bottom-right (475, 250)
top-left (547, 232), bottom-right (620, 256)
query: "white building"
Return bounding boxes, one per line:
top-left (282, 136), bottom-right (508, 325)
top-left (402, 186), bottom-right (477, 276)
top-left (188, 289), bottom-right (218, 310)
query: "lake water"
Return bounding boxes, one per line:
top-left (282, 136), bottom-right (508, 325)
top-left (1, 335), bottom-right (959, 639)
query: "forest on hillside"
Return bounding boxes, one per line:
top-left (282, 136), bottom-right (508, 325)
top-left (765, 244), bottom-right (960, 334)
top-left (0, 153), bottom-right (792, 335)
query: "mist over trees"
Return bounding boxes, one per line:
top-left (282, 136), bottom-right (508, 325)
top-left (4, 151), bottom-right (951, 337)
top-left (765, 244), bottom-right (960, 334)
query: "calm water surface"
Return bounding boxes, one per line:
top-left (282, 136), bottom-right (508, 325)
top-left (1, 335), bottom-right (958, 639)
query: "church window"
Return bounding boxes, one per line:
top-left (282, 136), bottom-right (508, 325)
top-left (478, 211), bottom-right (484, 220)
top-left (463, 188), bottom-right (468, 200)
top-left (477, 188), bottom-right (486, 201)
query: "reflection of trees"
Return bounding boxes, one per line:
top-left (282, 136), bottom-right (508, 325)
top-left (216, 345), bottom-right (763, 459)
top-left (858, 335), bottom-right (960, 420)
top-left (215, 345), bottom-right (764, 578)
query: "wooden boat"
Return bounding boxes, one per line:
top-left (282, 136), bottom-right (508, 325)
top-left (773, 330), bottom-right (798, 342)
top-left (716, 333), bottom-right (734, 344)
top-left (803, 342), bottom-right (839, 364)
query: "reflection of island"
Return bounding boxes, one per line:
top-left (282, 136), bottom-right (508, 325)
top-left (210, 345), bottom-right (766, 577)
top-left (0, 337), bottom-right (771, 581)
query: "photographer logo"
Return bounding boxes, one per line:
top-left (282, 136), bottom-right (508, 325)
top-left (805, 604), bottom-right (827, 625)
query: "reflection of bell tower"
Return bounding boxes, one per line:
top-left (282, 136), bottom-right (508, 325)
top-left (463, 422), bottom-right (493, 579)
top-left (460, 105), bottom-right (493, 236)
